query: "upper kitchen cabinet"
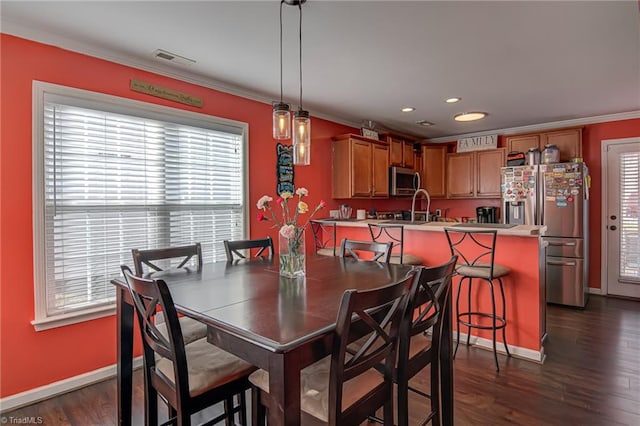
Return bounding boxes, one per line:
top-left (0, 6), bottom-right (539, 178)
top-left (420, 144), bottom-right (447, 198)
top-left (332, 134), bottom-right (389, 199)
top-left (505, 127), bottom-right (583, 162)
top-left (382, 133), bottom-right (417, 169)
top-left (446, 148), bottom-right (505, 199)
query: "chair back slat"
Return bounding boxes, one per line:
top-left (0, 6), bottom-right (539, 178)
top-left (328, 270), bottom-right (416, 424)
top-left (132, 243), bottom-right (202, 277)
top-left (339, 238), bottom-right (392, 263)
top-left (223, 237), bottom-right (273, 262)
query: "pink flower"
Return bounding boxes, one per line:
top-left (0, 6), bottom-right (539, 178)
top-left (279, 224), bottom-right (296, 239)
top-left (319, 200), bottom-right (327, 208)
top-left (256, 195), bottom-right (272, 210)
top-left (277, 197), bottom-right (284, 205)
top-left (257, 212), bottom-right (267, 222)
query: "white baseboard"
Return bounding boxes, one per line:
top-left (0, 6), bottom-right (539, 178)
top-left (454, 332), bottom-right (546, 364)
top-left (0, 357), bottom-right (143, 412)
top-left (588, 287), bottom-right (603, 295)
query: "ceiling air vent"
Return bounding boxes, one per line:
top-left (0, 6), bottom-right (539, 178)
top-left (152, 49), bottom-right (196, 66)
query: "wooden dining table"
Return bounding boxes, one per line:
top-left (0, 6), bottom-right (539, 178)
top-left (112, 255), bottom-right (454, 425)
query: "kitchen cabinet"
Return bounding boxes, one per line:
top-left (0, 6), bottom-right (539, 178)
top-left (505, 127), bottom-right (582, 162)
top-left (420, 144), bottom-right (447, 198)
top-left (446, 148), bottom-right (505, 199)
top-left (332, 134), bottom-right (389, 199)
top-left (384, 134), bottom-right (416, 169)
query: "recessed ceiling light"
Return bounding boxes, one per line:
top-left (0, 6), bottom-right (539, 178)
top-left (454, 112), bottom-right (488, 122)
top-left (401, 107), bottom-right (415, 112)
top-left (445, 97), bottom-right (461, 103)
top-left (416, 120), bottom-right (434, 126)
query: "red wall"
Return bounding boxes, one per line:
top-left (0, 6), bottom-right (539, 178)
top-left (0, 34), bottom-right (355, 397)
top-left (581, 119), bottom-right (640, 289)
top-left (1, 33), bottom-right (638, 398)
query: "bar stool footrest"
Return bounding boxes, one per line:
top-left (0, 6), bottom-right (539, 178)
top-left (457, 311), bottom-right (507, 330)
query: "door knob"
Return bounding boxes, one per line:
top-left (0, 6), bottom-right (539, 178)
top-left (610, 225), bottom-right (617, 231)
top-left (610, 215), bottom-right (617, 220)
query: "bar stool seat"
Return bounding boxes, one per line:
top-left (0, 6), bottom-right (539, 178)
top-left (389, 253), bottom-right (423, 265)
top-left (456, 263), bottom-right (510, 279)
top-left (444, 228), bottom-right (512, 372)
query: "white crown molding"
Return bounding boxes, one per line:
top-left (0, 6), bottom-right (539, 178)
top-left (0, 357), bottom-right (143, 412)
top-left (1, 22), bottom-right (361, 131)
top-left (428, 111), bottom-right (640, 143)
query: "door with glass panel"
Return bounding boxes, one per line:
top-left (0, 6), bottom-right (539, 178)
top-left (604, 138), bottom-right (640, 298)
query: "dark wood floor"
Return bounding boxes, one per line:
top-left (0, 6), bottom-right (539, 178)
top-left (3, 296), bottom-right (639, 425)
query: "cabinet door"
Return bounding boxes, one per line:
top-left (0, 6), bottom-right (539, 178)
top-left (351, 140), bottom-right (373, 197)
top-left (403, 142), bottom-right (415, 169)
top-left (446, 152), bottom-right (475, 198)
top-left (542, 128), bottom-right (582, 161)
top-left (476, 149), bottom-right (505, 198)
top-left (389, 137), bottom-right (403, 166)
top-left (506, 134), bottom-right (540, 154)
top-left (371, 144), bottom-right (389, 197)
top-left (421, 145), bottom-right (446, 198)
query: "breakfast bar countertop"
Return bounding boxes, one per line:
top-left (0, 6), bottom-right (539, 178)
top-left (317, 218), bottom-right (546, 237)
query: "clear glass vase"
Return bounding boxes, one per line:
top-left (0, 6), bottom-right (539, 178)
top-left (278, 228), bottom-right (306, 278)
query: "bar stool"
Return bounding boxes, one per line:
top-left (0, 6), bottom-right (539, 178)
top-left (368, 223), bottom-right (422, 265)
top-left (444, 228), bottom-right (511, 371)
top-left (310, 219), bottom-right (337, 256)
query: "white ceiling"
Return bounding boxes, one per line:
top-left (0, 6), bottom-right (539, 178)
top-left (2, 1), bottom-right (639, 139)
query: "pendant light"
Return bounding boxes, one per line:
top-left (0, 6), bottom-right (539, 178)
top-left (292, 0), bottom-right (310, 165)
top-left (272, 0), bottom-right (291, 140)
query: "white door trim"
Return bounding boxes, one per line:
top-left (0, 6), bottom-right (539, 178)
top-left (600, 137), bottom-right (640, 296)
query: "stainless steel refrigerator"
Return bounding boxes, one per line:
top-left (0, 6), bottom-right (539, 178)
top-left (501, 162), bottom-right (589, 307)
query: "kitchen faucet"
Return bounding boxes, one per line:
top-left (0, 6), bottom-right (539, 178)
top-left (411, 188), bottom-right (431, 222)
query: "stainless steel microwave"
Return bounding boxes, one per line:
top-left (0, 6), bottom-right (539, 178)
top-left (389, 167), bottom-right (419, 196)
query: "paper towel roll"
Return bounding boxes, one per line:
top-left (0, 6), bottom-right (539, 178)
top-left (356, 209), bottom-right (366, 220)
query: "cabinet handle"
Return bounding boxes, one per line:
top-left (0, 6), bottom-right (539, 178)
top-left (548, 241), bottom-right (576, 246)
top-left (547, 260), bottom-right (577, 266)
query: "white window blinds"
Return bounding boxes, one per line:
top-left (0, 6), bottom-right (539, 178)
top-left (37, 89), bottom-right (246, 321)
top-left (619, 151), bottom-right (640, 281)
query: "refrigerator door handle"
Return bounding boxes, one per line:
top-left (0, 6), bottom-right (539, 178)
top-left (548, 241), bottom-right (577, 247)
top-left (547, 260), bottom-right (577, 266)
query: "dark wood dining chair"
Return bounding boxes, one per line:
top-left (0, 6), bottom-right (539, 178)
top-left (223, 237), bottom-right (273, 262)
top-left (348, 257), bottom-right (457, 426)
top-left (395, 256), bottom-right (458, 426)
top-left (310, 219), bottom-right (338, 256)
top-left (120, 265), bottom-right (255, 426)
top-left (339, 238), bottom-right (393, 263)
top-left (131, 243), bottom-right (206, 345)
top-left (132, 243), bottom-right (203, 276)
top-left (248, 270), bottom-right (417, 425)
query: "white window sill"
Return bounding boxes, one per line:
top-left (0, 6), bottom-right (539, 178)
top-left (31, 305), bottom-right (116, 331)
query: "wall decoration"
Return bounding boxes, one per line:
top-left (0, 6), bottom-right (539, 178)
top-left (457, 134), bottom-right (498, 152)
top-left (276, 143), bottom-right (294, 195)
top-left (130, 79), bottom-right (203, 108)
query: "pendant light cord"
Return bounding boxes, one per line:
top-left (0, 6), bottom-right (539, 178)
top-left (298, 1), bottom-right (303, 110)
top-left (279, 0), bottom-right (284, 104)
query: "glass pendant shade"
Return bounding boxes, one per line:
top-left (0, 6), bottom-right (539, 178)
top-left (273, 103), bottom-right (291, 139)
top-left (293, 110), bottom-right (310, 165)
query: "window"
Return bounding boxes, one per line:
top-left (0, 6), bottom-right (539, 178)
top-left (32, 82), bottom-right (248, 329)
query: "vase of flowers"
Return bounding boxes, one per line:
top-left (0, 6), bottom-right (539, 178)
top-left (256, 188), bottom-right (326, 278)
